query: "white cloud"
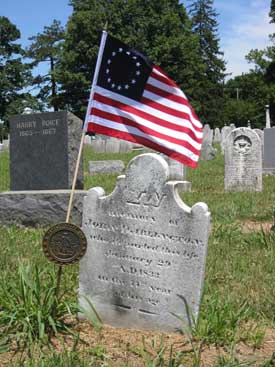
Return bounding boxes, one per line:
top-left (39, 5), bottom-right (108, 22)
top-left (217, 0), bottom-right (274, 77)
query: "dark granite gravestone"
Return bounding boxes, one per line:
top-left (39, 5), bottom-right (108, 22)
top-left (263, 128), bottom-right (275, 174)
top-left (9, 111), bottom-right (83, 190)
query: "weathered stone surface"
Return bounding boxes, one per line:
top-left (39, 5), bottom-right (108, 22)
top-left (200, 143), bottom-right (217, 161)
top-left (254, 129), bottom-right (264, 157)
top-left (221, 126), bottom-right (233, 154)
top-left (88, 160), bottom-right (125, 175)
top-left (263, 128), bottom-right (275, 174)
top-left (91, 138), bottom-right (106, 153)
top-left (105, 138), bottom-right (120, 153)
top-left (213, 128), bottom-right (221, 143)
top-left (254, 129), bottom-right (263, 143)
top-left (119, 140), bottom-right (133, 153)
top-left (84, 135), bottom-right (91, 144)
top-left (160, 155), bottom-right (186, 180)
top-left (3, 139), bottom-right (9, 149)
top-left (202, 124), bottom-right (213, 145)
top-left (0, 190), bottom-right (86, 227)
top-left (67, 112), bottom-right (84, 190)
top-left (79, 153), bottom-right (210, 332)
top-left (224, 128), bottom-right (262, 191)
top-left (9, 111), bottom-right (83, 191)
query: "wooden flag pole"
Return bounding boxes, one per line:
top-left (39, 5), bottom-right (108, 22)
top-left (66, 30), bottom-right (108, 223)
top-left (66, 131), bottom-right (86, 223)
top-left (53, 31), bottom-right (108, 313)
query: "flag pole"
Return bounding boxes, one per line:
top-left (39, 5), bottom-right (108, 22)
top-left (65, 30), bottom-right (108, 223)
top-left (52, 31), bottom-right (108, 313)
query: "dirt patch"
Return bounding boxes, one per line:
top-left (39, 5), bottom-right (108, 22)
top-left (240, 221), bottom-right (274, 233)
top-left (1, 322), bottom-right (275, 366)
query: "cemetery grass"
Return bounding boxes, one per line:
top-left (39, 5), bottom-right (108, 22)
top-left (1, 147), bottom-right (275, 365)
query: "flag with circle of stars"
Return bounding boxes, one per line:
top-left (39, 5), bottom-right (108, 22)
top-left (97, 35), bottom-right (153, 101)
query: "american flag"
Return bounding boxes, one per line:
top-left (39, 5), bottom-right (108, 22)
top-left (84, 33), bottom-right (203, 167)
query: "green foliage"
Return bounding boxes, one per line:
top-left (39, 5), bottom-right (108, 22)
top-left (188, 0), bottom-right (226, 126)
top-left (0, 16), bottom-right (32, 121)
top-left (222, 98), bottom-right (258, 128)
top-left (0, 262), bottom-right (76, 351)
top-left (11, 342), bottom-right (109, 366)
top-left (269, 0), bottom-right (275, 23)
top-left (26, 20), bottom-right (65, 111)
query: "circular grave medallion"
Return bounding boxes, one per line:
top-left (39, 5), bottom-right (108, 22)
top-left (42, 223), bottom-right (87, 265)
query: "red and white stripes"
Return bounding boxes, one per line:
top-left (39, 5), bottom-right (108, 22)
top-left (87, 65), bottom-right (203, 167)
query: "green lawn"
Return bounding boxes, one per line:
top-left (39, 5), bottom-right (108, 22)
top-left (1, 146), bottom-right (275, 366)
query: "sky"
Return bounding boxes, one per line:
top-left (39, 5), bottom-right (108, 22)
top-left (1, 0), bottom-right (274, 78)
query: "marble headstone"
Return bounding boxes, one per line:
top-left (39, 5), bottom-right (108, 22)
top-left (213, 128), bottom-right (221, 143)
top-left (221, 126), bottom-right (233, 154)
top-left (119, 140), bottom-right (133, 153)
top-left (200, 143), bottom-right (217, 161)
top-left (224, 128), bottom-right (262, 191)
top-left (88, 160), bottom-right (125, 175)
top-left (80, 153), bottom-right (210, 332)
top-left (202, 124), bottom-right (213, 145)
top-left (9, 111), bottom-right (83, 190)
top-left (263, 128), bottom-right (275, 174)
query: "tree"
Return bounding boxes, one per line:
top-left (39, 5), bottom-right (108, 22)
top-left (57, 0), bottom-right (204, 119)
top-left (0, 16), bottom-right (31, 121)
top-left (270, 0), bottom-right (275, 23)
top-left (26, 20), bottom-right (65, 111)
top-left (188, 0), bottom-right (226, 127)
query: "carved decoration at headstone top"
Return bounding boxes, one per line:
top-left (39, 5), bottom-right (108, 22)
top-left (224, 127), bottom-right (262, 191)
top-left (79, 153), bottom-right (211, 332)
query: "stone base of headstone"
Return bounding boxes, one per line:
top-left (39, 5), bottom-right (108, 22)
top-left (0, 190), bottom-right (86, 227)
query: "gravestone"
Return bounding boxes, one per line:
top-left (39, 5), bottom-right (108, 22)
top-left (9, 111), bottom-right (83, 190)
top-left (263, 128), bottom-right (275, 174)
top-left (200, 143), bottom-right (217, 161)
top-left (79, 153), bottom-right (210, 332)
top-left (88, 160), bottom-right (125, 175)
top-left (119, 140), bottom-right (133, 153)
top-left (84, 135), bottom-right (91, 144)
top-left (91, 138), bottom-right (106, 153)
top-left (221, 126), bottom-right (232, 154)
top-left (105, 138), bottom-right (120, 153)
top-left (202, 124), bottom-right (213, 145)
top-left (224, 128), bottom-right (262, 191)
top-left (160, 154), bottom-right (186, 180)
top-left (213, 128), bottom-right (221, 143)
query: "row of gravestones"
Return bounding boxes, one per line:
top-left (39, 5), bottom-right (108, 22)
top-left (4, 109), bottom-right (273, 194)
top-left (85, 135), bottom-right (135, 153)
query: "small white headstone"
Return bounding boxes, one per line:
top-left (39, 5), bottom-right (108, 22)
top-left (80, 153), bottom-right (210, 332)
top-left (119, 140), bottom-right (133, 153)
top-left (224, 128), bottom-right (262, 191)
top-left (213, 128), bottom-right (221, 143)
top-left (91, 138), bottom-right (106, 153)
top-left (203, 124), bottom-right (213, 145)
top-left (88, 160), bottom-right (125, 175)
top-left (105, 138), bottom-right (120, 153)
